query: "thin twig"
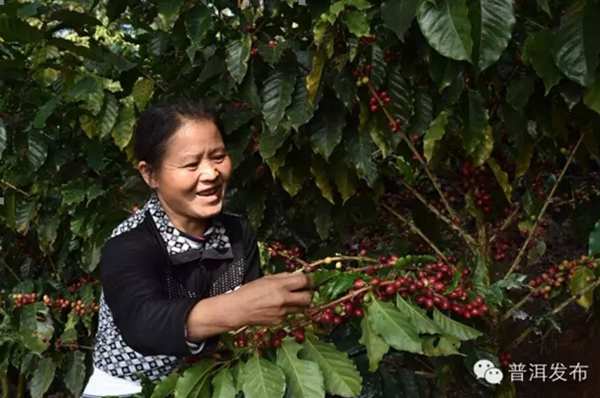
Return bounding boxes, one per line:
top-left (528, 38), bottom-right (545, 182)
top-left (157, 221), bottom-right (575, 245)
top-left (509, 277), bottom-right (600, 349)
top-left (366, 84), bottom-right (460, 225)
top-left (303, 256), bottom-right (378, 272)
top-left (381, 202), bottom-right (448, 263)
top-left (505, 133), bottom-right (585, 278)
top-left (398, 179), bottom-right (477, 248)
top-left (489, 204), bottom-right (520, 244)
top-left (0, 180), bottom-right (29, 197)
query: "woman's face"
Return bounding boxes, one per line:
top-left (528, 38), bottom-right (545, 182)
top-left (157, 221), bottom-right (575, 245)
top-left (141, 118), bottom-right (232, 234)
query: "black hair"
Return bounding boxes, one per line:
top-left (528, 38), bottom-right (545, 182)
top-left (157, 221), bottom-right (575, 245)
top-left (133, 100), bottom-right (223, 169)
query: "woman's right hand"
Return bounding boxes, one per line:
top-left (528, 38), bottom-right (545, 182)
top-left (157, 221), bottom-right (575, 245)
top-left (227, 272), bottom-right (313, 327)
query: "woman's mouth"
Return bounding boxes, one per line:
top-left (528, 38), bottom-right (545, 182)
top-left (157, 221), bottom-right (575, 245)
top-left (196, 186), bottom-right (222, 201)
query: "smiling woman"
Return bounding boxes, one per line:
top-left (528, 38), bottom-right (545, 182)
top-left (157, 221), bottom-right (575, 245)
top-left (82, 101), bottom-right (313, 397)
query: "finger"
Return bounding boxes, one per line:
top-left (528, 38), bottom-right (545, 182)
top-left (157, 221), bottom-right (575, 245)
top-left (285, 291), bottom-right (313, 307)
top-left (266, 272), bottom-right (293, 280)
top-left (282, 273), bottom-right (312, 291)
top-left (284, 306), bottom-right (307, 315)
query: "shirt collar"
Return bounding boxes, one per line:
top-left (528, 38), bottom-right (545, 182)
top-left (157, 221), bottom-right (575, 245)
top-left (143, 193), bottom-right (234, 265)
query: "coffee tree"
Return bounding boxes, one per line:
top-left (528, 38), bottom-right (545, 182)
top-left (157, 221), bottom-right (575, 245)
top-left (2, 0), bottom-right (600, 397)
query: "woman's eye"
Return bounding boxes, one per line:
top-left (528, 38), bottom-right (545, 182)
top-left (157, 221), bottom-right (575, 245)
top-left (213, 155), bottom-right (227, 163)
top-left (184, 163), bottom-right (198, 169)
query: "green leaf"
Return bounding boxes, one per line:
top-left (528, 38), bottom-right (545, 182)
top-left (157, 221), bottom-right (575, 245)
top-left (259, 127), bottom-right (291, 160)
top-left (112, 97), bottom-right (136, 150)
top-left (331, 153), bottom-right (358, 203)
top-left (388, 66), bottom-right (414, 126)
top-left (301, 335), bottom-right (362, 397)
top-left (155, 0), bottom-right (184, 31)
top-left (33, 97), bottom-right (60, 129)
top-left (0, 15), bottom-right (43, 43)
top-left (132, 78), bottom-right (155, 111)
top-left (99, 94), bottom-right (119, 139)
top-left (80, 115), bottom-right (96, 139)
top-left (359, 316), bottom-right (389, 372)
top-left (345, 131), bottom-right (378, 187)
top-left (174, 359), bottom-right (215, 398)
top-left (27, 131), bottom-right (47, 171)
top-left (471, 0), bottom-right (515, 71)
top-left (16, 199), bottom-right (38, 235)
top-left (322, 273), bottom-right (358, 300)
top-left (277, 160), bottom-right (307, 197)
top-left (589, 219), bottom-right (600, 256)
top-left (314, 199), bottom-right (332, 240)
top-left (422, 335), bottom-right (462, 356)
top-left (64, 351), bottom-right (86, 398)
top-left (342, 10), bottom-right (370, 37)
top-left (367, 298), bottom-right (423, 354)
top-left (396, 295), bottom-right (441, 334)
top-left (522, 31), bottom-right (562, 95)
top-left (370, 44), bottom-right (386, 89)
top-left (186, 5), bottom-right (213, 46)
top-left (381, 0), bottom-right (420, 41)
top-left (226, 36), bottom-right (252, 85)
top-left (432, 309), bottom-right (482, 341)
top-left (515, 136), bottom-right (534, 178)
top-left (417, 0), bottom-right (473, 62)
top-left (287, 77), bottom-right (314, 130)
top-left (486, 158), bottom-right (512, 203)
top-left (569, 267), bottom-right (596, 310)
top-left (62, 180), bottom-right (87, 206)
top-left (276, 339), bottom-right (325, 398)
top-left (584, 77), bottom-right (600, 115)
top-left (507, 76), bottom-right (535, 111)
top-left (309, 108), bottom-right (346, 161)
top-left (0, 119), bottom-right (6, 160)
top-left (19, 303), bottom-right (53, 354)
top-left (463, 90), bottom-right (492, 166)
top-left (241, 354), bottom-right (285, 398)
top-left (29, 357), bottom-right (56, 398)
top-left (306, 50), bottom-right (326, 106)
top-left (151, 373), bottom-right (178, 398)
top-left (212, 367), bottom-right (236, 398)
top-left (552, 1), bottom-right (600, 87)
top-left (423, 111), bottom-right (449, 163)
top-left (311, 156), bottom-right (335, 204)
top-left (262, 71), bottom-right (296, 131)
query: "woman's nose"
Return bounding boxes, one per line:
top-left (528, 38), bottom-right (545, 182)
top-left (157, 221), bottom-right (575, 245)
top-left (198, 163), bottom-right (219, 180)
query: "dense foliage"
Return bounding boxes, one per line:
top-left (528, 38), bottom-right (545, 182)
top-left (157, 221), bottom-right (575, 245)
top-left (2, 0), bottom-right (600, 397)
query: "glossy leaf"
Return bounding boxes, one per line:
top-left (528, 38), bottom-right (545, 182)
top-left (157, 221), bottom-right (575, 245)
top-left (396, 295), bottom-right (441, 334)
top-left (423, 111), bottom-right (449, 163)
top-left (186, 5), bottom-right (213, 46)
top-left (33, 97), bottom-right (59, 129)
top-left (522, 31), bottom-right (562, 95)
top-left (309, 107), bottom-right (346, 161)
top-left (64, 351), bottom-right (86, 398)
top-left (306, 50), bottom-right (326, 106)
top-left (463, 90), bottom-right (492, 167)
top-left (112, 97), bottom-right (136, 150)
top-left (287, 77), bottom-right (314, 130)
top-left (552, 1), bottom-right (600, 87)
top-left (27, 131), bottom-right (48, 171)
top-left (276, 339), bottom-right (325, 398)
top-left (472, 0), bottom-right (515, 71)
top-left (301, 335), bottom-right (362, 397)
top-left (98, 94), bottom-right (119, 139)
top-left (569, 267), bottom-right (596, 310)
top-left (210, 367), bottom-right (236, 398)
top-left (487, 158), bottom-right (512, 203)
top-left (417, 0), bottom-right (473, 62)
top-left (432, 309), bottom-right (482, 341)
top-left (422, 335), bottom-right (462, 356)
top-left (174, 359), bottom-right (215, 398)
top-left (388, 66), bottom-right (414, 126)
top-left (381, 0), bottom-right (420, 41)
top-left (155, 0), bottom-right (184, 31)
top-left (226, 36), bottom-right (252, 85)
top-left (342, 10), bottom-right (370, 37)
top-left (132, 78), bottom-right (155, 111)
top-left (583, 77), bottom-right (600, 115)
top-left (19, 303), bottom-right (53, 354)
top-left (311, 156), bottom-right (335, 204)
top-left (331, 153), bottom-right (358, 203)
top-left (345, 131), bottom-right (378, 187)
top-left (359, 316), bottom-right (389, 372)
top-left (151, 373), bottom-right (178, 398)
top-left (367, 298), bottom-right (423, 354)
top-left (262, 71), bottom-right (296, 131)
top-left (29, 357), bottom-right (56, 398)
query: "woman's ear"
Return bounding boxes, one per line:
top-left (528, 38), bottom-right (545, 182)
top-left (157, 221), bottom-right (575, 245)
top-left (137, 161), bottom-right (159, 189)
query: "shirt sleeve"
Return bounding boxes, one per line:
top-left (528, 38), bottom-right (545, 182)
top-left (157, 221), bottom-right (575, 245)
top-left (100, 233), bottom-right (200, 357)
top-left (241, 219), bottom-right (262, 283)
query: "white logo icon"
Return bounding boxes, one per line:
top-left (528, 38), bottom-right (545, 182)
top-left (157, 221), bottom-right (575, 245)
top-left (473, 359), bottom-right (504, 384)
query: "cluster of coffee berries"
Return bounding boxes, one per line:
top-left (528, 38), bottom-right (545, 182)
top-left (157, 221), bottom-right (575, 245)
top-left (43, 294), bottom-right (99, 315)
top-left (267, 241), bottom-right (303, 271)
top-left (461, 162), bottom-right (493, 214)
top-left (347, 237), bottom-right (379, 256)
top-left (359, 35), bottom-right (376, 46)
top-left (72, 299), bottom-right (99, 316)
top-left (352, 64), bottom-right (373, 86)
top-left (529, 256), bottom-right (598, 299)
top-left (234, 326), bottom-right (307, 350)
top-left (314, 294), bottom-right (366, 327)
top-left (11, 292), bottom-right (38, 308)
top-left (492, 237), bottom-right (511, 262)
top-left (67, 274), bottom-right (97, 293)
top-left (369, 90), bottom-right (391, 112)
